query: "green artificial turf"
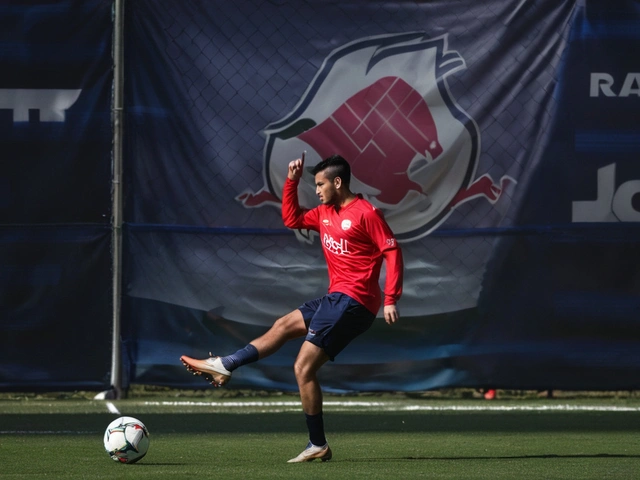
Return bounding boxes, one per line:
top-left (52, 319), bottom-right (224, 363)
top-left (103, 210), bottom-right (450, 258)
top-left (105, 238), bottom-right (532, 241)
top-left (1, 393), bottom-right (639, 479)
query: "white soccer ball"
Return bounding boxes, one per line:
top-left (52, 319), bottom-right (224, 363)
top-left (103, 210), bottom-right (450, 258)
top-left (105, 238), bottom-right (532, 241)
top-left (103, 416), bottom-right (150, 464)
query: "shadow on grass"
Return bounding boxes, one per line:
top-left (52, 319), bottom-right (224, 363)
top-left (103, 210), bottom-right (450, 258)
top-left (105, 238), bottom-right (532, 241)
top-left (3, 411), bottom-right (640, 435)
top-left (126, 454), bottom-right (640, 465)
top-left (345, 453), bottom-right (640, 462)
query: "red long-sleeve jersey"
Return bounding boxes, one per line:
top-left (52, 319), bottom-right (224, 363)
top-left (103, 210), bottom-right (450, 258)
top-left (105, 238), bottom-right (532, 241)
top-left (282, 178), bottom-right (403, 315)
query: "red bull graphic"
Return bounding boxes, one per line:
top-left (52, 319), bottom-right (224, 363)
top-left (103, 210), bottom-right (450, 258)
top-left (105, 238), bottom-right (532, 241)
top-left (237, 33), bottom-right (514, 241)
top-left (298, 76), bottom-right (443, 206)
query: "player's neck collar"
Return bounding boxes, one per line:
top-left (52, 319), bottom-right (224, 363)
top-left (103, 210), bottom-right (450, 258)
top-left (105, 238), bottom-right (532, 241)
top-left (334, 192), bottom-right (357, 212)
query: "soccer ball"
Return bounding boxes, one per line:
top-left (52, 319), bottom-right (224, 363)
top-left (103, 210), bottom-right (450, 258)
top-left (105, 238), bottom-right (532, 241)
top-left (103, 416), bottom-right (150, 464)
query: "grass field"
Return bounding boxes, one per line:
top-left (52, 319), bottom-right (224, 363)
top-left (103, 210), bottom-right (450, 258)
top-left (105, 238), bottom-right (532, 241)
top-left (2, 390), bottom-right (640, 479)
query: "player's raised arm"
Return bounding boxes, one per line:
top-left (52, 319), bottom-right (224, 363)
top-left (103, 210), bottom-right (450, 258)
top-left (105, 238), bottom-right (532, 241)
top-left (283, 152), bottom-right (319, 231)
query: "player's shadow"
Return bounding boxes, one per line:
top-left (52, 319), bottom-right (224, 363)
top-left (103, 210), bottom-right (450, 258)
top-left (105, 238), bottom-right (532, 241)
top-left (346, 453), bottom-right (640, 462)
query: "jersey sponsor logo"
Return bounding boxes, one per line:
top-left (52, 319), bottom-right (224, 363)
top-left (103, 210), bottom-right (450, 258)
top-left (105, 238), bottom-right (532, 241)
top-left (322, 218), bottom-right (331, 226)
top-left (323, 233), bottom-right (350, 255)
top-left (341, 219), bottom-right (352, 230)
top-left (386, 238), bottom-right (396, 247)
top-left (237, 33), bottom-right (516, 242)
top-left (0, 89), bottom-right (82, 123)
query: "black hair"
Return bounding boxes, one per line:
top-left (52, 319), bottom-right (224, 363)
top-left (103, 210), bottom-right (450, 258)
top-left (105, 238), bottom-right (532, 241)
top-left (311, 154), bottom-right (351, 186)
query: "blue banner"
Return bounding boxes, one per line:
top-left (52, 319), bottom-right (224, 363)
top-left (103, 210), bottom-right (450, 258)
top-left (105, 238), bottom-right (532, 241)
top-left (470, 1), bottom-right (640, 390)
top-left (0, 0), bottom-right (113, 223)
top-left (0, 225), bottom-right (112, 390)
top-left (124, 0), bottom-right (640, 392)
top-left (0, 1), bottom-right (113, 391)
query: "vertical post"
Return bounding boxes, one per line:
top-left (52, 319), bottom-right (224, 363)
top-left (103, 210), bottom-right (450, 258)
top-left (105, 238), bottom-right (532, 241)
top-left (109, 0), bottom-right (125, 399)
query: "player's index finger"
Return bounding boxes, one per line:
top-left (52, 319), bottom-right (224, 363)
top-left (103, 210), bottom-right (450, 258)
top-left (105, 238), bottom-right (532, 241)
top-left (301, 150), bottom-right (306, 164)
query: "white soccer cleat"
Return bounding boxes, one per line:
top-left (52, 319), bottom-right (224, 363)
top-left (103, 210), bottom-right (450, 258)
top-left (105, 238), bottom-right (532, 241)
top-left (180, 354), bottom-right (232, 387)
top-left (287, 442), bottom-right (332, 463)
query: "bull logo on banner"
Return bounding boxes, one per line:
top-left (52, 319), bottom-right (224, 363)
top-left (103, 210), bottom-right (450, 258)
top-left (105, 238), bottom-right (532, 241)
top-left (237, 33), bottom-right (513, 242)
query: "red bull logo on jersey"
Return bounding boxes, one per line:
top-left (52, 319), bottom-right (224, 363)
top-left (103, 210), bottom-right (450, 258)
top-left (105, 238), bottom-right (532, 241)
top-left (237, 33), bottom-right (515, 241)
top-left (324, 234), bottom-right (350, 255)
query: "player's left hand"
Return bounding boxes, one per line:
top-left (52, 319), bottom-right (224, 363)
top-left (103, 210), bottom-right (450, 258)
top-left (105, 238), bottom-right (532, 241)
top-left (383, 304), bottom-right (399, 325)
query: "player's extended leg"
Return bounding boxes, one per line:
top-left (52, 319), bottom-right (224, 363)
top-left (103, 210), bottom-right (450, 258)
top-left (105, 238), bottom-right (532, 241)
top-left (251, 309), bottom-right (308, 358)
top-left (180, 309), bottom-right (308, 387)
top-left (287, 341), bottom-right (332, 463)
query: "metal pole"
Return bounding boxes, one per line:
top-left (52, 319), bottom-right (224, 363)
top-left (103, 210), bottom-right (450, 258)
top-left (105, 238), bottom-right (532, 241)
top-left (108, 0), bottom-right (125, 399)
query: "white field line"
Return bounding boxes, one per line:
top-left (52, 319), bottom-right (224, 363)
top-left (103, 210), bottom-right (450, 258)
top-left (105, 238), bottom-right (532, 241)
top-left (105, 401), bottom-right (121, 414)
top-left (142, 400), bottom-right (640, 412)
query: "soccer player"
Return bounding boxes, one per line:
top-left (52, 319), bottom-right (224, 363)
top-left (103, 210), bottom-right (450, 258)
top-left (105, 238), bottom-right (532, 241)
top-left (180, 154), bottom-right (404, 462)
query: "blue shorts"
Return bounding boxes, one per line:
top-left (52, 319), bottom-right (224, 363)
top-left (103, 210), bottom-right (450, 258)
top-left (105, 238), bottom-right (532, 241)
top-left (298, 292), bottom-right (376, 361)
